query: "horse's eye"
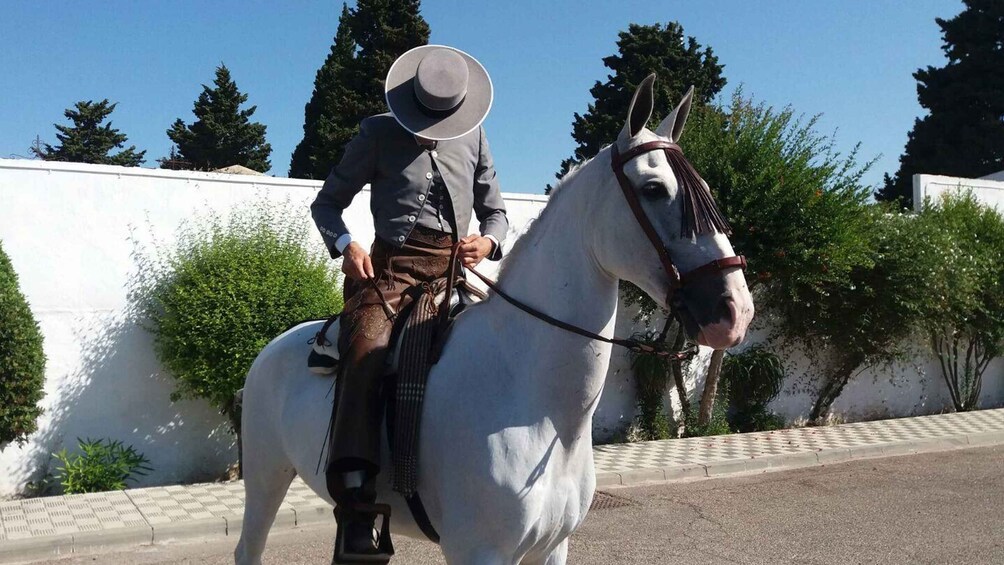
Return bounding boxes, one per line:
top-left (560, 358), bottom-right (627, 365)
top-left (640, 181), bottom-right (665, 199)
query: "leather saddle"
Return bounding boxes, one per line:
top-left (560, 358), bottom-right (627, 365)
top-left (307, 278), bottom-right (484, 375)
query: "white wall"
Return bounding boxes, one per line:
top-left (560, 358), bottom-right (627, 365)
top-left (913, 173), bottom-right (1004, 212)
top-left (0, 159), bottom-right (552, 497)
top-left (1, 160), bottom-right (1001, 498)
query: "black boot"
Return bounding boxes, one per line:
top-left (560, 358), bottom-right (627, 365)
top-left (332, 487), bottom-right (394, 564)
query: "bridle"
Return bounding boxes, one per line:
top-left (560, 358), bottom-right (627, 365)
top-left (453, 140), bottom-right (746, 359)
top-left (611, 140), bottom-right (746, 307)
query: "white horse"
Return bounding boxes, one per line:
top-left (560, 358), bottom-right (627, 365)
top-left (235, 75), bottom-right (754, 565)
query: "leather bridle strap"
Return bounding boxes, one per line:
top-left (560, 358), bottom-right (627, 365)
top-left (611, 141), bottom-right (746, 292)
top-left (679, 255), bottom-right (747, 285)
top-left (611, 141), bottom-right (682, 292)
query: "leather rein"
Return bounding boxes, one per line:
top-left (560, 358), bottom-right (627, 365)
top-left (448, 141), bottom-right (747, 360)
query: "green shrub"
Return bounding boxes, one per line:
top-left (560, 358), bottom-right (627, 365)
top-left (135, 199), bottom-right (343, 432)
top-left (722, 347), bottom-right (786, 432)
top-left (917, 193), bottom-right (1004, 411)
top-left (0, 242), bottom-right (46, 446)
top-left (52, 438), bottom-right (152, 494)
top-left (629, 343), bottom-right (674, 441)
top-left (682, 379), bottom-right (731, 438)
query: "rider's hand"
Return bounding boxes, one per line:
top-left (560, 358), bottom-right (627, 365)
top-left (342, 241), bottom-right (375, 281)
top-left (457, 235), bottom-right (494, 268)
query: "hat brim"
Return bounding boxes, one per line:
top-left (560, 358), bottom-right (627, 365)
top-left (385, 45), bottom-right (493, 141)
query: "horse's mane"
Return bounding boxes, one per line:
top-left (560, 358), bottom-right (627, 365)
top-left (497, 136), bottom-right (732, 279)
top-left (497, 150), bottom-right (598, 280)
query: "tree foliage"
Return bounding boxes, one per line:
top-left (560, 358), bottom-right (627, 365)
top-left (166, 64), bottom-right (272, 173)
top-left (917, 192), bottom-right (1004, 410)
top-left (550, 21), bottom-right (725, 190)
top-left (878, 0), bottom-right (1004, 207)
top-left (622, 92), bottom-right (889, 423)
top-left (32, 99), bottom-right (145, 166)
top-left (289, 0), bottom-right (430, 179)
top-left (0, 242), bottom-right (46, 447)
top-left (135, 200), bottom-right (342, 433)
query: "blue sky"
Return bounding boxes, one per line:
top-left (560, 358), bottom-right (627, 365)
top-left (1, 0), bottom-right (962, 194)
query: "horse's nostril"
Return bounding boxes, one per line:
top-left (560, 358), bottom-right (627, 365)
top-left (717, 297), bottom-right (736, 323)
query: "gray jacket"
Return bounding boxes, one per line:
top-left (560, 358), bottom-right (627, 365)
top-left (311, 113), bottom-right (508, 260)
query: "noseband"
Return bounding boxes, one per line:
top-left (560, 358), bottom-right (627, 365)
top-left (611, 140), bottom-right (746, 304)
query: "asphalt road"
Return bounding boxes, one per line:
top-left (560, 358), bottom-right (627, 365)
top-left (25, 445), bottom-right (1004, 564)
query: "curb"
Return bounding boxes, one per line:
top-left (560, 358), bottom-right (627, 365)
top-left (594, 430), bottom-right (1004, 488)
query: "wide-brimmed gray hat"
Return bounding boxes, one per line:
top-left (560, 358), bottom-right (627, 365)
top-left (385, 45), bottom-right (493, 141)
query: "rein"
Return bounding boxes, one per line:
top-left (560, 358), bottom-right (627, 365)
top-left (465, 265), bottom-right (695, 360)
top-left (440, 140), bottom-right (747, 360)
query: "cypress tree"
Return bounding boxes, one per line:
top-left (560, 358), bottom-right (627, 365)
top-left (0, 242), bottom-right (46, 446)
top-left (289, 4), bottom-right (357, 179)
top-left (33, 99), bottom-right (146, 166)
top-left (167, 64), bottom-right (272, 172)
top-left (550, 22), bottom-right (726, 191)
top-left (878, 0), bottom-right (1004, 207)
top-left (288, 0), bottom-right (429, 179)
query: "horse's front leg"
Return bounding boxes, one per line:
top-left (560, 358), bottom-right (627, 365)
top-left (521, 539), bottom-right (569, 565)
top-left (440, 545), bottom-right (517, 565)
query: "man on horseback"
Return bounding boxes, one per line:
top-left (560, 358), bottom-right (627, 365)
top-left (310, 45), bottom-right (508, 562)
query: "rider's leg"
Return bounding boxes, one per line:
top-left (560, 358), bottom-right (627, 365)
top-left (324, 302), bottom-right (394, 559)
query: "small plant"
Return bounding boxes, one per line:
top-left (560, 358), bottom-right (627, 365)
top-left (628, 328), bottom-right (684, 441)
top-left (682, 379), bottom-right (732, 438)
top-left (721, 347), bottom-right (786, 432)
top-left (52, 438), bottom-right (152, 494)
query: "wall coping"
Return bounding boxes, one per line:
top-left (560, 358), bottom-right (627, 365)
top-left (0, 158), bottom-right (550, 203)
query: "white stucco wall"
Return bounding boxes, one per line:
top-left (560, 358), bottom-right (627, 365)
top-left (0, 159), bottom-right (553, 497)
top-left (2, 160), bottom-right (1002, 498)
top-left (913, 173), bottom-right (1004, 212)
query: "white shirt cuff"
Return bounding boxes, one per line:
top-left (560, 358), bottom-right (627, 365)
top-left (334, 233), bottom-right (353, 254)
top-left (484, 234), bottom-right (500, 254)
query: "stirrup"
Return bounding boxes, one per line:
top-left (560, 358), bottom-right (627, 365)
top-left (333, 502), bottom-right (394, 564)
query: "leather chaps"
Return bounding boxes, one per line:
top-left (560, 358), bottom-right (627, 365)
top-left (326, 227), bottom-right (455, 484)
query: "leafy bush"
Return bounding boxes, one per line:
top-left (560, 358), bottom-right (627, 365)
top-left (682, 379), bottom-right (732, 438)
top-left (52, 438), bottom-right (152, 494)
top-left (135, 199), bottom-right (343, 432)
top-left (721, 347), bottom-right (786, 432)
top-left (0, 242), bottom-right (46, 446)
top-left (629, 343), bottom-right (674, 441)
top-left (619, 92), bottom-right (877, 425)
top-left (917, 193), bottom-right (1004, 411)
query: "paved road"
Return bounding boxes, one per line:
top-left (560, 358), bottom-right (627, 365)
top-left (24, 445), bottom-right (1004, 564)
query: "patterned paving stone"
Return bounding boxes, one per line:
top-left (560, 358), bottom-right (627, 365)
top-left (0, 491), bottom-right (145, 541)
top-left (1, 408), bottom-right (1002, 549)
top-left (591, 409), bottom-right (1004, 474)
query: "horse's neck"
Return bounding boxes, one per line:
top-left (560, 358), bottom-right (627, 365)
top-left (488, 177), bottom-right (619, 439)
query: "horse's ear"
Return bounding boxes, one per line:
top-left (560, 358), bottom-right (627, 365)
top-left (619, 74), bottom-right (656, 141)
top-left (656, 85), bottom-right (695, 143)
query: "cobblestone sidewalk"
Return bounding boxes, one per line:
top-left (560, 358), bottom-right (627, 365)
top-left (2, 408), bottom-right (1003, 562)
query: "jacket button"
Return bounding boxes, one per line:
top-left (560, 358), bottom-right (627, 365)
top-left (418, 194), bottom-right (426, 202)
top-left (408, 215), bottom-right (416, 222)
top-left (431, 150), bottom-right (438, 158)
top-left (398, 235), bottom-right (406, 242)
top-left (426, 172), bottom-right (433, 179)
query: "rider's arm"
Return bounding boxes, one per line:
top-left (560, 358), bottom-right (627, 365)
top-left (472, 125), bottom-right (508, 261)
top-left (310, 118), bottom-right (378, 259)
